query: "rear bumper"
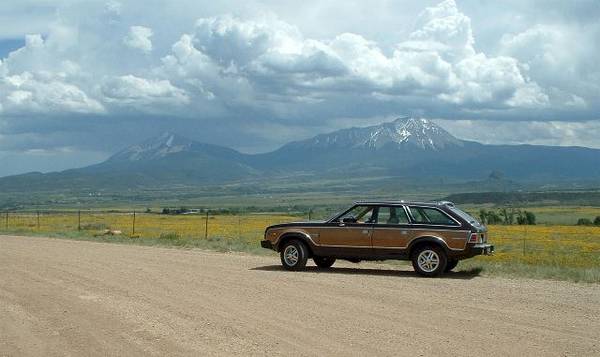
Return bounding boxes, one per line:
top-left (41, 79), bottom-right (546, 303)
top-left (261, 240), bottom-right (274, 250)
top-left (470, 243), bottom-right (494, 256)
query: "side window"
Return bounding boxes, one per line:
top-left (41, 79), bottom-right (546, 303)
top-left (338, 205), bottom-right (375, 223)
top-left (376, 206), bottom-right (409, 225)
top-left (409, 207), bottom-right (458, 226)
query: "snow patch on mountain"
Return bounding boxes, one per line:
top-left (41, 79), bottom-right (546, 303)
top-left (108, 131), bottom-right (194, 162)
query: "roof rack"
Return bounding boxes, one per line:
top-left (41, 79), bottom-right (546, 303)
top-left (354, 199), bottom-right (441, 205)
top-left (437, 201), bottom-right (455, 207)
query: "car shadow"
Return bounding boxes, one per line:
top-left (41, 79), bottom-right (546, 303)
top-left (251, 265), bottom-right (482, 280)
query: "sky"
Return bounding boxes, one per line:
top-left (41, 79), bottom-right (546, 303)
top-left (0, 0), bottom-right (599, 176)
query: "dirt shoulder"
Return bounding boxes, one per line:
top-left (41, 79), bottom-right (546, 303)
top-left (1, 235), bottom-right (599, 356)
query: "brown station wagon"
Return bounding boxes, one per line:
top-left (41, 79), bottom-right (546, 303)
top-left (261, 201), bottom-right (494, 276)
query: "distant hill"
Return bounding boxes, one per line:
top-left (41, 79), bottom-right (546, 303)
top-left (445, 191), bottom-right (600, 206)
top-left (1, 117), bottom-right (600, 192)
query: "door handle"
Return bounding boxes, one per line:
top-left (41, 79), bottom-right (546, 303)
top-left (338, 223), bottom-right (345, 227)
top-left (362, 230), bottom-right (370, 234)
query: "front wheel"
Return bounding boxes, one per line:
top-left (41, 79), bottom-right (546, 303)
top-left (280, 240), bottom-right (308, 271)
top-left (313, 256), bottom-right (336, 268)
top-left (411, 245), bottom-right (447, 277)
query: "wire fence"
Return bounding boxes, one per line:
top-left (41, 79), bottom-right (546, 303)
top-left (1, 210), bottom-right (599, 268)
top-left (0, 210), bottom-right (308, 243)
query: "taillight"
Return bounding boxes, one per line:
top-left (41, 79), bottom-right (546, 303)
top-left (469, 233), bottom-right (479, 243)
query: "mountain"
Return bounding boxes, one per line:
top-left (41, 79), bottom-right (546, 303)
top-left (107, 131), bottom-right (197, 162)
top-left (78, 131), bottom-right (260, 186)
top-left (0, 131), bottom-right (259, 191)
top-left (282, 117), bottom-right (462, 151)
top-left (1, 117), bottom-right (600, 192)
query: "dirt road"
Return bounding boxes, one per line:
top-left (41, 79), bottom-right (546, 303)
top-left (1, 235), bottom-right (599, 356)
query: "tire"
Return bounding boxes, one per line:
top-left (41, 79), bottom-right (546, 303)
top-left (280, 240), bottom-right (308, 271)
top-left (411, 245), bottom-right (448, 277)
top-left (313, 256), bottom-right (336, 268)
top-left (445, 259), bottom-right (459, 272)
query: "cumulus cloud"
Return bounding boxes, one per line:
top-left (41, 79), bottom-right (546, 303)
top-left (154, 1), bottom-right (547, 113)
top-left (101, 75), bottom-right (189, 106)
top-left (409, 0), bottom-right (475, 61)
top-left (2, 71), bottom-right (104, 114)
top-left (499, 23), bottom-right (597, 109)
top-left (0, 0), bottom-right (586, 120)
top-left (436, 119), bottom-right (600, 149)
top-left (123, 25), bottom-right (153, 53)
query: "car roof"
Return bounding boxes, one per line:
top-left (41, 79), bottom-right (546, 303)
top-left (353, 200), bottom-right (455, 207)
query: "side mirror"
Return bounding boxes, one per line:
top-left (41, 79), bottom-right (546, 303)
top-left (342, 216), bottom-right (357, 223)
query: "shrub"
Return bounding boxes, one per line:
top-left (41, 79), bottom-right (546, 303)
top-left (594, 216), bottom-right (600, 226)
top-left (576, 218), bottom-right (593, 226)
top-left (517, 211), bottom-right (536, 225)
top-left (479, 209), bottom-right (503, 224)
top-left (525, 211), bottom-right (536, 225)
top-left (159, 232), bottom-right (180, 240)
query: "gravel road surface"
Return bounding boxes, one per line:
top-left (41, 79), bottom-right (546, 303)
top-left (1, 235), bottom-right (599, 356)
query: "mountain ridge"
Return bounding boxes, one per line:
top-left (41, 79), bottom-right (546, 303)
top-left (1, 117), bottom-right (600, 191)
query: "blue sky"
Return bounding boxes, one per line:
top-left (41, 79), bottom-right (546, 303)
top-left (0, 0), bottom-right (599, 176)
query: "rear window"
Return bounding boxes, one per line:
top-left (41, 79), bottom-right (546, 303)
top-left (408, 206), bottom-right (459, 226)
top-left (450, 207), bottom-right (482, 227)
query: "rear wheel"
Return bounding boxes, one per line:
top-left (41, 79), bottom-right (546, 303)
top-left (280, 240), bottom-right (308, 271)
top-left (313, 256), bottom-right (336, 268)
top-left (445, 259), bottom-right (459, 272)
top-left (411, 245), bottom-right (447, 277)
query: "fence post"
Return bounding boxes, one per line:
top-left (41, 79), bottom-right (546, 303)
top-left (78, 210), bottom-right (81, 231)
top-left (132, 210), bottom-right (136, 235)
top-left (522, 224), bottom-right (527, 256)
top-left (4, 211), bottom-right (7, 230)
top-left (37, 210), bottom-right (40, 230)
top-left (308, 209), bottom-right (312, 221)
top-left (204, 211), bottom-right (209, 239)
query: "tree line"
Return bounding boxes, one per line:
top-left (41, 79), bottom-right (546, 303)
top-left (576, 216), bottom-right (600, 226)
top-left (478, 208), bottom-right (536, 225)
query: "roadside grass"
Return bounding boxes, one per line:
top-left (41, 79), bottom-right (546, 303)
top-left (1, 212), bottom-right (599, 283)
top-left (457, 259), bottom-right (600, 283)
top-left (0, 227), bottom-right (273, 255)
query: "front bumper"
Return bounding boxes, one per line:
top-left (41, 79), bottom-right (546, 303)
top-left (471, 243), bottom-right (494, 255)
top-left (260, 240), bottom-right (274, 250)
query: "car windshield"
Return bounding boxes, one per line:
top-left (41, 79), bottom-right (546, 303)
top-left (450, 207), bottom-right (482, 227)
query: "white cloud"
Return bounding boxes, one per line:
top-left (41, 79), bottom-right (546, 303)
top-left (436, 119), bottom-right (600, 149)
top-left (123, 25), bottom-right (153, 53)
top-left (441, 53), bottom-right (549, 107)
top-left (1, 71), bottom-right (104, 114)
top-left (499, 23), bottom-right (597, 108)
top-left (0, 0), bottom-right (585, 120)
top-left (409, 0), bottom-right (475, 61)
top-left (101, 74), bottom-right (189, 106)
top-left (159, 2), bottom-right (547, 111)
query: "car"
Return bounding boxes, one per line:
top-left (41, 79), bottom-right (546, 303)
top-left (261, 200), bottom-right (494, 277)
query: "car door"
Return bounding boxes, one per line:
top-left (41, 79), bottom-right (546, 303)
top-left (371, 205), bottom-right (415, 257)
top-left (318, 205), bottom-right (374, 255)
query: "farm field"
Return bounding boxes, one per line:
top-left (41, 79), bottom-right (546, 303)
top-left (1, 207), bottom-right (599, 283)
